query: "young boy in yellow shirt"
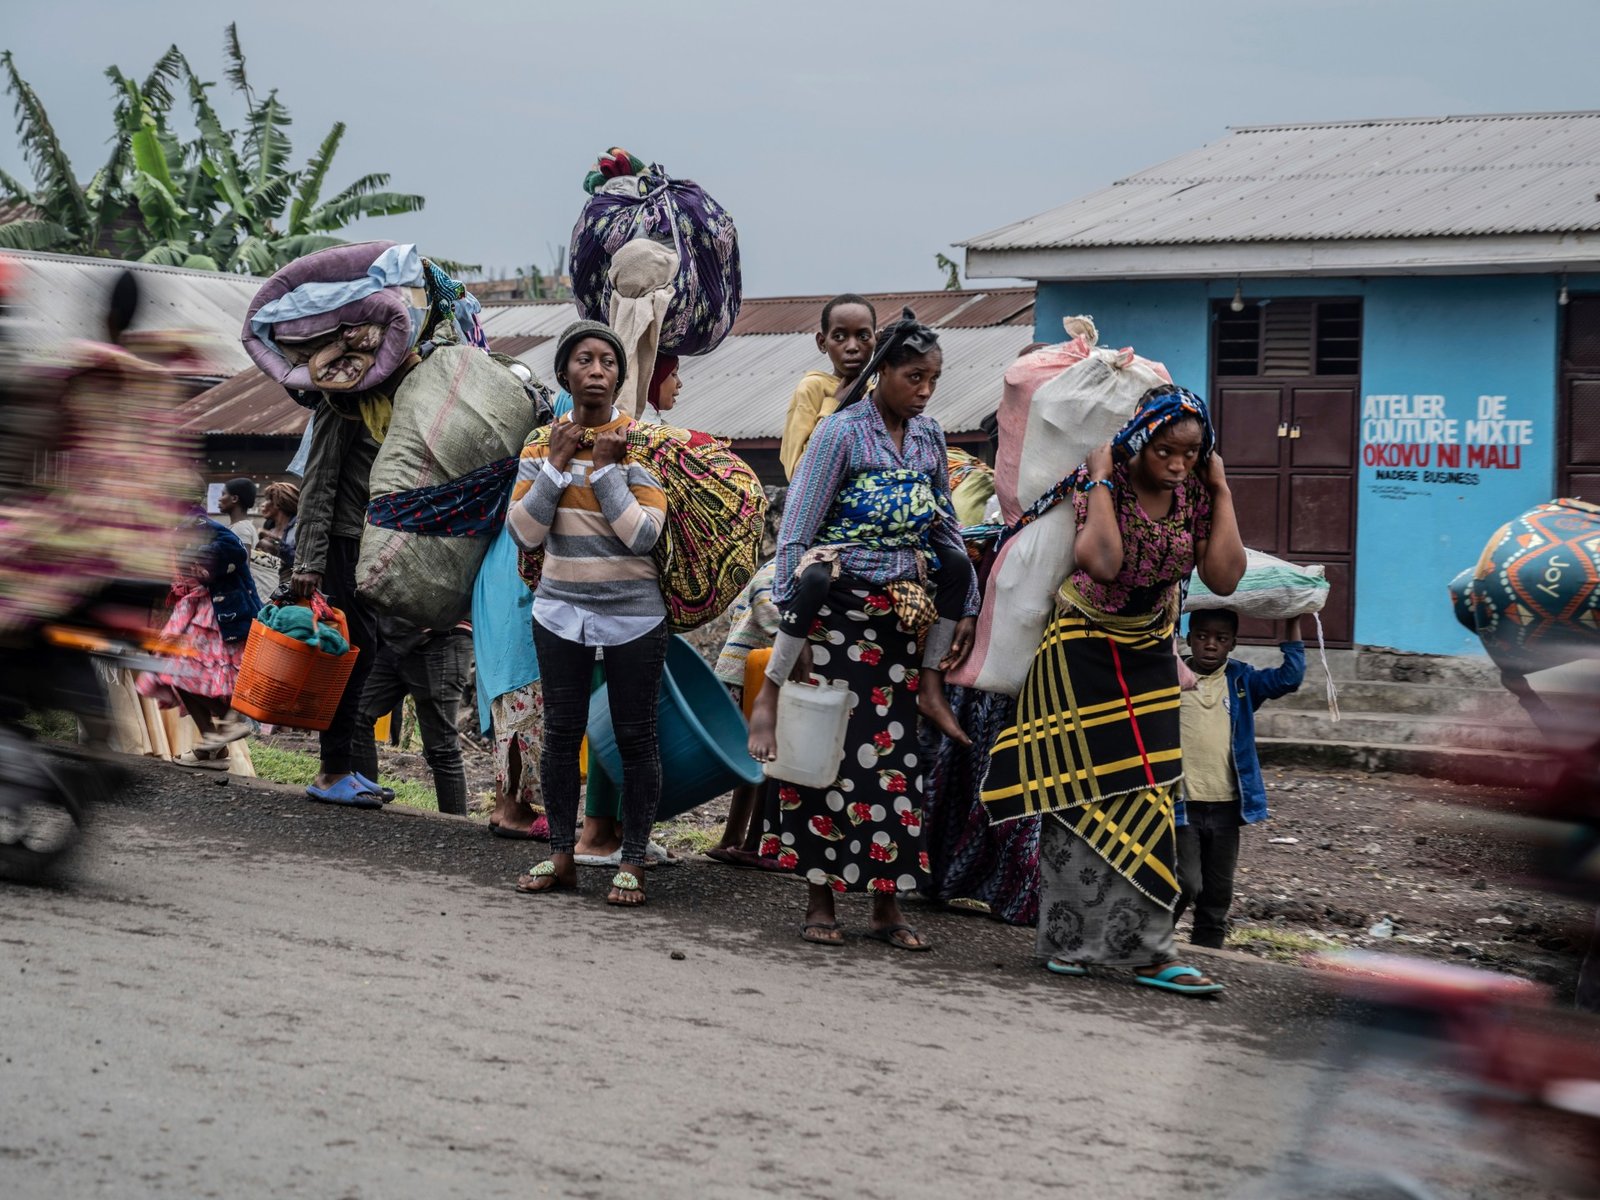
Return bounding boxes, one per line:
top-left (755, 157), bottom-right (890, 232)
top-left (777, 294), bottom-right (877, 480)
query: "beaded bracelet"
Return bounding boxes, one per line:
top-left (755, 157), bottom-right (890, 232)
top-left (1080, 478), bottom-right (1114, 495)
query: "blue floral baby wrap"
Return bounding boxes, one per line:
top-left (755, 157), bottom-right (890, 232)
top-left (815, 467), bottom-right (940, 552)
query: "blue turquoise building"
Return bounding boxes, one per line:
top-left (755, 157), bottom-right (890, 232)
top-left (963, 113), bottom-right (1600, 655)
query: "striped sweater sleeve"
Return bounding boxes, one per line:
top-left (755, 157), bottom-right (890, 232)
top-left (590, 463), bottom-right (666, 556)
top-left (507, 442), bottom-right (563, 551)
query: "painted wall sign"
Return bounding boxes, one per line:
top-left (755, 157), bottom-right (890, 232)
top-left (1362, 393), bottom-right (1533, 492)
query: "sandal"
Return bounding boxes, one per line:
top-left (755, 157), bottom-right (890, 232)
top-left (606, 869), bottom-right (646, 907)
top-left (1045, 959), bottom-right (1089, 977)
top-left (177, 748), bottom-right (229, 771)
top-left (1133, 964), bottom-right (1224, 997)
top-left (515, 860), bottom-right (576, 895)
top-left (800, 920), bottom-right (845, 946)
top-left (863, 924), bottom-right (932, 952)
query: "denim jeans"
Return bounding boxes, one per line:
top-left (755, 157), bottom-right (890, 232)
top-left (354, 629), bottom-right (472, 815)
top-left (532, 618), bottom-right (667, 866)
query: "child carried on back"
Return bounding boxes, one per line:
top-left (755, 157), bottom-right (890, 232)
top-left (749, 305), bottom-right (977, 760)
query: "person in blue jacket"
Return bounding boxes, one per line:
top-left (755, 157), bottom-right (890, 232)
top-left (1174, 611), bottom-right (1306, 948)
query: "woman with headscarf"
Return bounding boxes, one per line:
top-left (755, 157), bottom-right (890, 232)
top-left (760, 312), bottom-right (979, 950)
top-left (645, 354), bottom-right (680, 418)
top-left (981, 385), bottom-right (1245, 996)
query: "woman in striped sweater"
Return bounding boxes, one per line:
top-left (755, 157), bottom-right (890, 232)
top-left (507, 321), bottom-right (668, 907)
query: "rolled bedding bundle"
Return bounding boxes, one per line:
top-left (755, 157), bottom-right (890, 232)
top-left (243, 241), bottom-right (485, 400)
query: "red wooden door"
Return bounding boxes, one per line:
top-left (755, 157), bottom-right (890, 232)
top-left (1210, 299), bottom-right (1360, 644)
top-left (1560, 296), bottom-right (1600, 504)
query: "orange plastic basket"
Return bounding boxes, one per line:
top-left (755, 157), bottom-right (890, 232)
top-left (232, 602), bottom-right (359, 731)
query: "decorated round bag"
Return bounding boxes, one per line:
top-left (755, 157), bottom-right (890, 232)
top-left (1450, 498), bottom-right (1600, 670)
top-left (568, 154), bottom-right (741, 359)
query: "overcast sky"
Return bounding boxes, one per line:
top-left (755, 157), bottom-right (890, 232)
top-left (4, 0), bottom-right (1597, 295)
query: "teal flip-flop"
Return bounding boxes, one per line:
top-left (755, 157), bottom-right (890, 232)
top-left (1133, 964), bottom-right (1224, 996)
top-left (1045, 959), bottom-right (1089, 977)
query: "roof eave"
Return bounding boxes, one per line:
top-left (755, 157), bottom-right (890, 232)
top-left (964, 232), bottom-right (1600, 282)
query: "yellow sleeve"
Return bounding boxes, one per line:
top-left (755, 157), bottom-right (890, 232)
top-left (779, 376), bottom-right (835, 481)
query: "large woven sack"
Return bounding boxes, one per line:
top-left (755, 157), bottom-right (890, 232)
top-left (569, 165), bottom-right (741, 359)
top-left (993, 317), bottom-right (1172, 522)
top-left (358, 347), bottom-right (538, 626)
top-left (946, 504), bottom-right (1077, 697)
top-left (1015, 347), bottom-right (1169, 517)
top-left (1449, 498), bottom-right (1600, 671)
top-left (517, 424), bottom-right (767, 633)
top-left (1185, 548), bottom-right (1329, 619)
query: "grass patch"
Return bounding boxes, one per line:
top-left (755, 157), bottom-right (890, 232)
top-left (1227, 926), bottom-right (1339, 963)
top-left (246, 740), bottom-right (440, 812)
top-left (22, 709), bottom-right (79, 742)
top-left (652, 820), bottom-right (722, 857)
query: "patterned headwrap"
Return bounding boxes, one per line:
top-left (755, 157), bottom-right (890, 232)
top-left (837, 307), bottom-right (942, 411)
top-left (1112, 385), bottom-right (1214, 464)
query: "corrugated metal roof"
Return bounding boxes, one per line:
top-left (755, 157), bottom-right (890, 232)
top-left (487, 334), bottom-right (552, 358)
top-left (965, 111), bottom-right (1600, 251)
top-left (476, 301), bottom-right (581, 338)
top-left (2, 248), bottom-right (261, 372)
top-left (729, 288), bottom-right (1033, 335)
top-left (172, 368), bottom-right (308, 438)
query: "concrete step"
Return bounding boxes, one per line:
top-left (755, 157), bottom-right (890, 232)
top-left (1256, 709), bottom-right (1538, 753)
top-left (1355, 648), bottom-right (1503, 688)
top-left (1257, 737), bottom-right (1558, 786)
top-left (1225, 644), bottom-right (1505, 688)
top-left (1268, 679), bottom-right (1529, 720)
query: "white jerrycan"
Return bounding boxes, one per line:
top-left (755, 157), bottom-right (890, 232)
top-left (765, 677), bottom-right (852, 789)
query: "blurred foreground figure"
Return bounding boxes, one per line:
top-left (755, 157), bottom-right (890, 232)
top-left (0, 265), bottom-right (202, 878)
top-left (0, 268), bottom-right (197, 646)
top-left (1452, 497), bottom-right (1600, 1011)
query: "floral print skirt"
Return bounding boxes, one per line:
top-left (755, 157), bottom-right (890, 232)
top-left (491, 681), bottom-right (544, 810)
top-left (761, 579), bottom-right (931, 895)
top-left (1034, 814), bottom-right (1175, 967)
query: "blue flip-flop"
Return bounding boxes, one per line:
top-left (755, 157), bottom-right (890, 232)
top-left (305, 776), bottom-right (384, 809)
top-left (352, 773), bottom-right (395, 804)
top-left (1045, 959), bottom-right (1089, 977)
top-left (1133, 964), bottom-right (1224, 996)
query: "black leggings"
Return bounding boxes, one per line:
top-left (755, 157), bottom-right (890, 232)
top-left (532, 618), bottom-right (668, 866)
top-left (777, 549), bottom-right (969, 641)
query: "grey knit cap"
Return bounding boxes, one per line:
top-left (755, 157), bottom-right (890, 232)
top-left (554, 319), bottom-right (628, 388)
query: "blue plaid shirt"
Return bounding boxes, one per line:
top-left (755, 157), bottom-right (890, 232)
top-left (773, 401), bottom-right (979, 616)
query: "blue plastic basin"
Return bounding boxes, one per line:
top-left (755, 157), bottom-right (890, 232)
top-left (587, 635), bottom-right (764, 820)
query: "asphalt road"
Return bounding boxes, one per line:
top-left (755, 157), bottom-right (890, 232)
top-left (0, 759), bottom-right (1567, 1199)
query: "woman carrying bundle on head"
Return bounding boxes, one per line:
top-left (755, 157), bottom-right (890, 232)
top-left (981, 386), bottom-right (1246, 996)
top-left (756, 311), bottom-right (979, 950)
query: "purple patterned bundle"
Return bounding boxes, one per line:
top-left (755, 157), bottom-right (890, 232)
top-left (569, 164), bottom-right (741, 358)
